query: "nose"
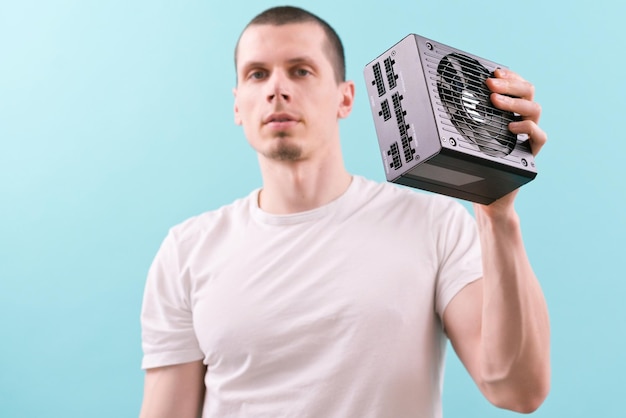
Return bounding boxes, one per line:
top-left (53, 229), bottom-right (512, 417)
top-left (266, 71), bottom-right (291, 103)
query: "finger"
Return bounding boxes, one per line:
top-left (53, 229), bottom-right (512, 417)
top-left (486, 68), bottom-right (535, 100)
top-left (491, 93), bottom-right (542, 123)
top-left (508, 119), bottom-right (548, 156)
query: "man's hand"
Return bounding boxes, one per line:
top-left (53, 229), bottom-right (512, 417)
top-left (477, 69), bottom-right (548, 216)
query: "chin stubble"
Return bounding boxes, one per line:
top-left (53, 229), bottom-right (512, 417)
top-left (265, 132), bottom-right (302, 161)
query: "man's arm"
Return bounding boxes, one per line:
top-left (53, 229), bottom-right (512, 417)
top-left (139, 360), bottom-right (206, 418)
top-left (443, 69), bottom-right (550, 413)
top-left (443, 217), bottom-right (550, 412)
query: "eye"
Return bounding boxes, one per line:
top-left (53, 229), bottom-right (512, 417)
top-left (294, 68), bottom-right (311, 77)
top-left (248, 70), bottom-right (267, 80)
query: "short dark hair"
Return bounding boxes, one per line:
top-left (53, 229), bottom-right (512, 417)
top-left (234, 6), bottom-right (346, 83)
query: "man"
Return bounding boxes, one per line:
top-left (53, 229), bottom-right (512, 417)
top-left (139, 5), bottom-right (550, 418)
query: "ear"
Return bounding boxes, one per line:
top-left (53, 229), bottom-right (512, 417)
top-left (337, 80), bottom-right (355, 119)
top-left (233, 87), bottom-right (242, 125)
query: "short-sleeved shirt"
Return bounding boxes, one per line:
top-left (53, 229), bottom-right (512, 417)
top-left (141, 175), bottom-right (482, 417)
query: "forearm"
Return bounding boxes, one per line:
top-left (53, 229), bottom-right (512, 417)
top-left (474, 206), bottom-right (550, 409)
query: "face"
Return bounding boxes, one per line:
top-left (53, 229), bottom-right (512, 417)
top-left (233, 22), bottom-right (354, 162)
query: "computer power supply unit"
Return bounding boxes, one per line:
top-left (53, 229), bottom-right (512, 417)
top-left (363, 34), bottom-right (537, 204)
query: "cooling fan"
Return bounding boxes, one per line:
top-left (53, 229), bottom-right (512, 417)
top-left (437, 53), bottom-right (517, 158)
top-left (363, 34), bottom-right (537, 204)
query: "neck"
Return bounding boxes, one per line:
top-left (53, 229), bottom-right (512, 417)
top-left (257, 152), bottom-right (352, 214)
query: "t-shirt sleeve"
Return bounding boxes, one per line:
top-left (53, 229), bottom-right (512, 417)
top-left (434, 200), bottom-right (483, 320)
top-left (140, 230), bottom-right (204, 369)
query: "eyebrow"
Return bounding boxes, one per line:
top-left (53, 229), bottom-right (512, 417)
top-left (286, 56), bottom-right (316, 66)
top-left (240, 56), bottom-right (317, 72)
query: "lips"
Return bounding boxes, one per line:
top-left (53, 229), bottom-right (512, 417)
top-left (263, 112), bottom-right (298, 124)
top-left (262, 112), bottom-right (300, 132)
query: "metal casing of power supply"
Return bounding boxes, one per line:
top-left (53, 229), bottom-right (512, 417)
top-left (363, 34), bottom-right (537, 204)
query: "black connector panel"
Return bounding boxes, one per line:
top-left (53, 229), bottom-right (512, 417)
top-left (379, 99), bottom-right (391, 121)
top-left (391, 92), bottom-right (415, 163)
top-left (387, 142), bottom-right (402, 169)
top-left (372, 62), bottom-right (386, 97)
top-left (384, 57), bottom-right (398, 90)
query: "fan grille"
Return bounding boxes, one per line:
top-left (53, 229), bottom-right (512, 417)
top-left (435, 52), bottom-right (518, 158)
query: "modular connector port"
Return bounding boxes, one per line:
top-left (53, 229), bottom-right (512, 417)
top-left (388, 142), bottom-right (402, 169)
top-left (384, 56), bottom-right (398, 90)
top-left (379, 99), bottom-right (391, 121)
top-left (372, 62), bottom-right (386, 97)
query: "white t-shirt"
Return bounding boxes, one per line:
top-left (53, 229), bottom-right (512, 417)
top-left (141, 175), bottom-right (482, 418)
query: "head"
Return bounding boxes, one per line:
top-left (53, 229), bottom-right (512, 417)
top-left (234, 6), bottom-right (346, 84)
top-left (232, 6), bottom-right (355, 163)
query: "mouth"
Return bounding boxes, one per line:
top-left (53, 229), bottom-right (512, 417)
top-left (263, 112), bottom-right (300, 133)
top-left (264, 112), bottom-right (298, 124)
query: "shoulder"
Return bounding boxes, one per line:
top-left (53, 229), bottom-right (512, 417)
top-left (166, 189), bottom-right (258, 245)
top-left (354, 175), bottom-right (468, 217)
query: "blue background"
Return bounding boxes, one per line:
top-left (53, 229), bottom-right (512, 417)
top-left (1, 0), bottom-right (624, 417)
